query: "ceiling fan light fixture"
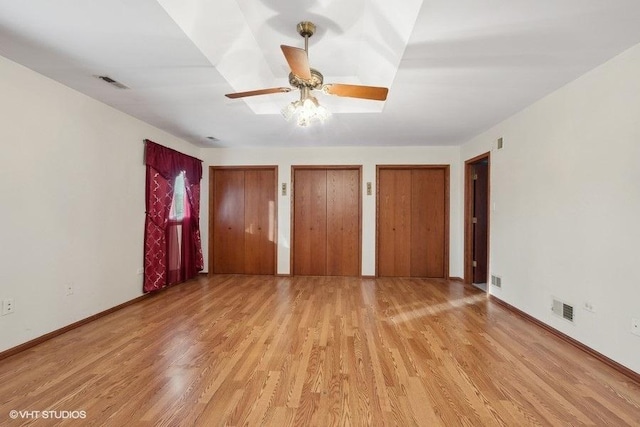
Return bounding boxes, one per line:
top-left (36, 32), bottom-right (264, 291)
top-left (281, 100), bottom-right (301, 121)
top-left (282, 96), bottom-right (331, 127)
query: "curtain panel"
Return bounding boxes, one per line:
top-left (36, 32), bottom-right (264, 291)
top-left (143, 140), bottom-right (203, 293)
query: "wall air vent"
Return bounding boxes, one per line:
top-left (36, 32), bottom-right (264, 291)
top-left (95, 75), bottom-right (129, 89)
top-left (497, 137), bottom-right (504, 150)
top-left (552, 298), bottom-right (574, 322)
top-left (490, 275), bottom-right (502, 288)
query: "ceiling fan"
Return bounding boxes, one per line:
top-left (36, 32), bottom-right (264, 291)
top-left (225, 21), bottom-right (389, 125)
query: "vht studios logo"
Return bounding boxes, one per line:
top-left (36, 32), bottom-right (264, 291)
top-left (9, 410), bottom-right (87, 420)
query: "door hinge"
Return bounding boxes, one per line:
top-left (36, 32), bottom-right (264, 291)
top-left (472, 217), bottom-right (477, 224)
top-left (472, 260), bottom-right (477, 267)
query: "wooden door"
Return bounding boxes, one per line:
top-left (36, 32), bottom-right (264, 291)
top-left (377, 166), bottom-right (448, 278)
top-left (293, 169), bottom-right (328, 275)
top-left (378, 169), bottom-right (412, 276)
top-left (244, 169), bottom-right (276, 275)
top-left (293, 167), bottom-right (361, 276)
top-left (411, 169), bottom-right (446, 277)
top-left (210, 167), bottom-right (276, 275)
top-left (326, 169), bottom-right (360, 276)
top-left (464, 152), bottom-right (490, 285)
top-left (472, 162), bottom-right (489, 283)
top-left (212, 170), bottom-right (245, 273)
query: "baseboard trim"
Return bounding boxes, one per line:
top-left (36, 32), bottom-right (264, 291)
top-left (450, 276), bottom-right (464, 282)
top-left (489, 295), bottom-right (640, 384)
top-left (0, 293), bottom-right (150, 362)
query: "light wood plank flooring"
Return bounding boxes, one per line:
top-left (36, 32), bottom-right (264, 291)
top-left (1, 275), bottom-right (639, 426)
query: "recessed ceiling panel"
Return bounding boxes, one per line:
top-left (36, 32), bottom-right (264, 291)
top-left (158, 0), bottom-right (422, 114)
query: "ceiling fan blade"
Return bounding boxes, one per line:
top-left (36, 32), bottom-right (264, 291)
top-left (225, 87), bottom-right (291, 99)
top-left (323, 84), bottom-right (389, 101)
top-left (281, 45), bottom-right (312, 80)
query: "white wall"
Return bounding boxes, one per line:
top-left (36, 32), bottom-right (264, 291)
top-left (0, 55), bottom-right (200, 352)
top-left (461, 43), bottom-right (640, 373)
top-left (198, 146), bottom-right (463, 277)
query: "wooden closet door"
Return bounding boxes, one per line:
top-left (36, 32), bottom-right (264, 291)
top-left (411, 168), bottom-right (446, 277)
top-left (326, 169), bottom-right (360, 276)
top-left (378, 169), bottom-right (412, 276)
top-left (244, 169), bottom-right (275, 274)
top-left (213, 170), bottom-right (245, 273)
top-left (293, 169), bottom-right (327, 275)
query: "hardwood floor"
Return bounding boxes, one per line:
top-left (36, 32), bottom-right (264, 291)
top-left (1, 275), bottom-right (639, 426)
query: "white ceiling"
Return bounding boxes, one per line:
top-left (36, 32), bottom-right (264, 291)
top-left (1, 0), bottom-right (640, 148)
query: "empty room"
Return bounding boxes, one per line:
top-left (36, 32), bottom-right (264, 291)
top-left (1, 1), bottom-right (640, 425)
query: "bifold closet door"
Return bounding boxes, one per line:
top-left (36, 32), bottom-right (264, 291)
top-left (378, 169), bottom-right (412, 277)
top-left (212, 170), bottom-right (245, 273)
top-left (211, 168), bottom-right (276, 274)
top-left (326, 169), bottom-right (360, 276)
top-left (244, 169), bottom-right (276, 274)
top-left (293, 169), bottom-right (328, 276)
top-left (411, 168), bottom-right (446, 278)
top-left (377, 166), bottom-right (448, 278)
top-left (293, 167), bottom-right (361, 276)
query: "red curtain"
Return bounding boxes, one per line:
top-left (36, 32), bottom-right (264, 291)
top-left (143, 140), bottom-right (203, 293)
top-left (144, 166), bottom-right (173, 291)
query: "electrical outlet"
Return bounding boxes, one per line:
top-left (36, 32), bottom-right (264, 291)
top-left (2, 299), bottom-right (15, 315)
top-left (66, 283), bottom-right (74, 296)
top-left (632, 318), bottom-right (640, 337)
top-left (583, 302), bottom-right (595, 313)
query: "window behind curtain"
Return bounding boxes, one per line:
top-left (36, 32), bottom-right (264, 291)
top-left (169, 171), bottom-right (186, 221)
top-left (167, 171), bottom-right (186, 284)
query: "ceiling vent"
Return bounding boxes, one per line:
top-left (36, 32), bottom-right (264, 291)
top-left (95, 75), bottom-right (129, 89)
top-left (552, 298), bottom-right (574, 322)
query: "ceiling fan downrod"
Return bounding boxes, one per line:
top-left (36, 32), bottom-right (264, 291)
top-left (296, 21), bottom-right (316, 55)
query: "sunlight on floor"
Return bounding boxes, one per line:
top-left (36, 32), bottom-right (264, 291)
top-left (388, 293), bottom-right (487, 324)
